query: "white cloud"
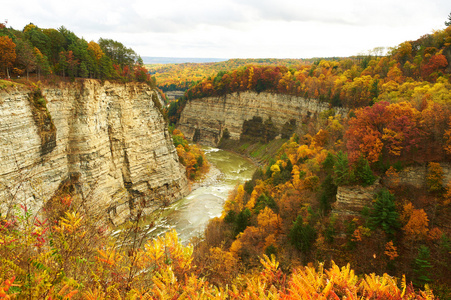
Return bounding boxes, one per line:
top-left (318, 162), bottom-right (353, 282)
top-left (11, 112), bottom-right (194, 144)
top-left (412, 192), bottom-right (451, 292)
top-left (2, 0), bottom-right (451, 58)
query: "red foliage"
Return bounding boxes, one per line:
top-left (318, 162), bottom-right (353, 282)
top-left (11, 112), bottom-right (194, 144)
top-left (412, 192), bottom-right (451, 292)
top-left (421, 54), bottom-right (448, 81)
top-left (346, 101), bottom-right (424, 164)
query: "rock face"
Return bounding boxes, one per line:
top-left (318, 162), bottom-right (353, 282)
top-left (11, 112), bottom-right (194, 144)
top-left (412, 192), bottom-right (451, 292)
top-left (0, 80), bottom-right (189, 225)
top-left (333, 163), bottom-right (451, 216)
top-left (334, 184), bottom-right (381, 217)
top-left (178, 91), bottom-right (347, 146)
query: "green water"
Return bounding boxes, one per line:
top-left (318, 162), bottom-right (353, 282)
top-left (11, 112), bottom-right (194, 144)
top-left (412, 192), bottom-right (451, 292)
top-left (145, 147), bottom-right (257, 243)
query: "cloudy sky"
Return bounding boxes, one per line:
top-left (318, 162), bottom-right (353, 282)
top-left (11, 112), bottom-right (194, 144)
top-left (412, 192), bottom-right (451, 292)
top-left (3, 0), bottom-right (451, 59)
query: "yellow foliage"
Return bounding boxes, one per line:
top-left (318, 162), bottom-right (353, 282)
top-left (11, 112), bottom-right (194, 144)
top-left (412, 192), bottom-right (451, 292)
top-left (264, 234), bottom-right (277, 249)
top-left (229, 239), bottom-right (242, 256)
top-left (427, 162), bottom-right (444, 192)
top-left (296, 145), bottom-right (313, 161)
top-left (270, 164), bottom-right (281, 175)
top-left (257, 207), bottom-right (280, 233)
top-left (443, 184), bottom-right (451, 206)
top-left (246, 180), bottom-right (265, 210)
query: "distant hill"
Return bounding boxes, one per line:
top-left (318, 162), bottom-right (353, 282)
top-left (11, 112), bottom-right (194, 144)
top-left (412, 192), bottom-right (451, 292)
top-left (147, 58), bottom-right (309, 92)
top-left (142, 57), bottom-right (227, 64)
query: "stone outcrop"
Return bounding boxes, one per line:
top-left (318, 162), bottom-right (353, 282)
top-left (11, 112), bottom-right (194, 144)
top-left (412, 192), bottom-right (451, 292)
top-left (334, 183), bottom-right (381, 217)
top-left (178, 91), bottom-right (347, 146)
top-left (384, 163), bottom-right (451, 189)
top-left (0, 80), bottom-right (189, 225)
top-left (333, 163), bottom-right (451, 216)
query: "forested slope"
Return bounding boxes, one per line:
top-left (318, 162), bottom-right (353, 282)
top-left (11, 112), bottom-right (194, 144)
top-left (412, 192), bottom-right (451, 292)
top-left (179, 26), bottom-right (451, 298)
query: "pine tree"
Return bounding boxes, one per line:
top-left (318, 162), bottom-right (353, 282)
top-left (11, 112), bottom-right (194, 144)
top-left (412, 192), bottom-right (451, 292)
top-left (333, 151), bottom-right (354, 186)
top-left (370, 189), bottom-right (400, 236)
top-left (79, 62), bottom-right (88, 78)
top-left (354, 156), bottom-right (376, 186)
top-left (289, 215), bottom-right (317, 253)
top-left (413, 245), bottom-right (433, 287)
top-left (445, 12), bottom-right (451, 26)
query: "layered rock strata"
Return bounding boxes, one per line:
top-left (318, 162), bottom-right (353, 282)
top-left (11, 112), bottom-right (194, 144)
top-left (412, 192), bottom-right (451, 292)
top-left (178, 91), bottom-right (347, 146)
top-left (333, 163), bottom-right (451, 216)
top-left (0, 80), bottom-right (189, 225)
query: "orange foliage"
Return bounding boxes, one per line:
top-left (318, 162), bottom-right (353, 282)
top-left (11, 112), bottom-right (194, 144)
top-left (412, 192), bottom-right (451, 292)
top-left (346, 101), bottom-right (425, 163)
top-left (403, 208), bottom-right (429, 241)
top-left (0, 36), bottom-right (16, 76)
top-left (384, 241), bottom-right (399, 260)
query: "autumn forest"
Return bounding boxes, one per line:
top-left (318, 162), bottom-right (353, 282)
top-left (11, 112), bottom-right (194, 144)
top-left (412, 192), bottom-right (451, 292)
top-left (1, 18), bottom-right (451, 299)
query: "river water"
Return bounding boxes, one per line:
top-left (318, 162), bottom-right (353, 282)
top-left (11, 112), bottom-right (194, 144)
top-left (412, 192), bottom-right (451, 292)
top-left (145, 147), bottom-right (257, 243)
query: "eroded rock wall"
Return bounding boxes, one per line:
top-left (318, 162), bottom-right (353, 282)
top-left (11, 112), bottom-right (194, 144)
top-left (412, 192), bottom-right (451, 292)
top-left (178, 91), bottom-right (347, 146)
top-left (333, 163), bottom-right (451, 216)
top-left (0, 80), bottom-right (189, 225)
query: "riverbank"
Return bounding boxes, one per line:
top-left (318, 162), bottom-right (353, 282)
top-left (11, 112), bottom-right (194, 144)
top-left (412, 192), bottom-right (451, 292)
top-left (141, 147), bottom-right (257, 243)
top-left (217, 138), bottom-right (288, 167)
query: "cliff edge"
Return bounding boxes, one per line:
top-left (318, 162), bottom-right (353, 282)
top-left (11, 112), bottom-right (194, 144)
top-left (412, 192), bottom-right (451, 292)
top-left (0, 80), bottom-right (189, 225)
top-left (178, 91), bottom-right (347, 146)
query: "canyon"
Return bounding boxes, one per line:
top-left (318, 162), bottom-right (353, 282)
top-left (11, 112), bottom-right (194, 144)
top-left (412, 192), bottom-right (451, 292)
top-left (0, 80), bottom-right (189, 225)
top-left (178, 91), bottom-right (347, 146)
top-left (178, 91), bottom-right (451, 218)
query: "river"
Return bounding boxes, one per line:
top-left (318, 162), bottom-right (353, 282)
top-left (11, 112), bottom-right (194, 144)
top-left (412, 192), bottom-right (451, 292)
top-left (144, 147), bottom-right (257, 243)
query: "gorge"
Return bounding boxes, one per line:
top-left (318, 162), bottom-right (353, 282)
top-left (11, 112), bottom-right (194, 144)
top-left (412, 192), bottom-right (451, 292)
top-left (0, 80), bottom-right (189, 225)
top-left (178, 91), bottom-right (348, 146)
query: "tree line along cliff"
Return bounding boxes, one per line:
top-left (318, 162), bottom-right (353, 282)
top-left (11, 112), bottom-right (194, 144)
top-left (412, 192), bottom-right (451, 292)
top-left (0, 21), bottom-right (151, 83)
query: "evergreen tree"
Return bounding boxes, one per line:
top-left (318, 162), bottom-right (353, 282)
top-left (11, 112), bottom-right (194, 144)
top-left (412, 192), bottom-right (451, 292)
top-left (289, 215), bottom-right (317, 253)
top-left (79, 62), bottom-right (88, 78)
top-left (319, 174), bottom-right (337, 213)
top-left (414, 245), bottom-right (433, 287)
top-left (354, 156), bottom-right (376, 186)
top-left (235, 208), bottom-right (251, 236)
top-left (322, 152), bottom-right (335, 172)
top-left (445, 12), bottom-right (451, 26)
top-left (333, 151), bottom-right (353, 186)
top-left (99, 55), bottom-right (114, 79)
top-left (369, 189), bottom-right (400, 236)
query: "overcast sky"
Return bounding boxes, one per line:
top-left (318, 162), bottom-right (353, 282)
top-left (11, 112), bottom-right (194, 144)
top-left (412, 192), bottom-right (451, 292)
top-left (3, 0), bottom-right (451, 59)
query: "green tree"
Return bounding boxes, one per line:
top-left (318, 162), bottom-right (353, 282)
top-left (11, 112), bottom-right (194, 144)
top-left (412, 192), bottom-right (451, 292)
top-left (319, 174), bottom-right (337, 214)
top-left (289, 215), bottom-right (317, 253)
top-left (445, 12), bottom-right (451, 26)
top-left (235, 208), bottom-right (251, 236)
top-left (15, 38), bottom-right (36, 80)
top-left (413, 245), bottom-right (433, 287)
top-left (98, 38), bottom-right (138, 69)
top-left (34, 47), bottom-right (50, 80)
top-left (99, 55), bottom-right (114, 79)
top-left (58, 50), bottom-right (67, 77)
top-left (333, 151), bottom-right (353, 186)
top-left (322, 152), bottom-right (335, 172)
top-left (24, 24), bottom-right (51, 58)
top-left (354, 156), bottom-right (376, 186)
top-left (79, 61), bottom-right (88, 78)
top-left (369, 189), bottom-right (400, 236)
top-left (42, 28), bottom-right (65, 63)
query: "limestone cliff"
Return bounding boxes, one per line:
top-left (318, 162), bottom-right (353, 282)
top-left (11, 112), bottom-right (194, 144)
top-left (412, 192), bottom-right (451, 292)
top-left (0, 80), bottom-right (189, 225)
top-left (178, 91), bottom-right (347, 146)
top-left (333, 163), bottom-right (451, 216)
